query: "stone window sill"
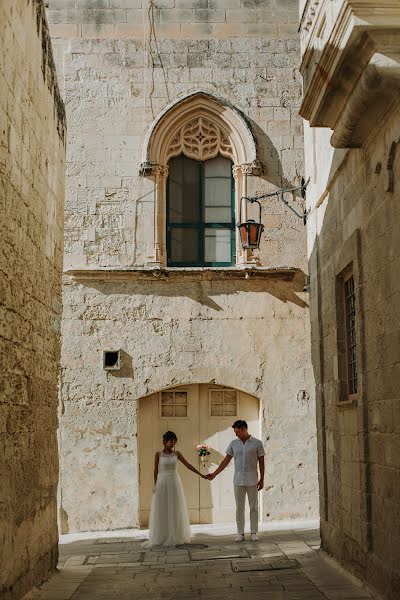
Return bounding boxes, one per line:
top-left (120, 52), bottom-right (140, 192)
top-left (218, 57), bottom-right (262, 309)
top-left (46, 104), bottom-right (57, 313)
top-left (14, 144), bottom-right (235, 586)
top-left (337, 398), bottom-right (358, 410)
top-left (64, 266), bottom-right (302, 282)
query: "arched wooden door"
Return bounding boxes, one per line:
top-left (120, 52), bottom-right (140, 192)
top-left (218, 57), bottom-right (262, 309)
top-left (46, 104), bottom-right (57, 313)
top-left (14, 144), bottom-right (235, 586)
top-left (138, 384), bottom-right (260, 526)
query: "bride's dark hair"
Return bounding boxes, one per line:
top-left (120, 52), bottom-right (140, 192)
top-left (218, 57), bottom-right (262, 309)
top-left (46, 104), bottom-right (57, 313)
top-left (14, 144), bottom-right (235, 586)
top-left (163, 431), bottom-right (178, 443)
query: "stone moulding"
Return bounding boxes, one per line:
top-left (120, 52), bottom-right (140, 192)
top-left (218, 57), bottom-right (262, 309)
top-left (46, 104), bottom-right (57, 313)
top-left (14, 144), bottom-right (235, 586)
top-left (137, 90), bottom-right (264, 268)
top-left (299, 0), bottom-right (400, 147)
top-left (64, 266), bottom-right (300, 282)
top-left (139, 89), bottom-right (260, 169)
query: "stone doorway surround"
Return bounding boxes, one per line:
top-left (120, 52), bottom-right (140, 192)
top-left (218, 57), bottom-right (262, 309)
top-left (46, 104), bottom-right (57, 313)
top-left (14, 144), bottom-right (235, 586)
top-left (138, 383), bottom-right (260, 526)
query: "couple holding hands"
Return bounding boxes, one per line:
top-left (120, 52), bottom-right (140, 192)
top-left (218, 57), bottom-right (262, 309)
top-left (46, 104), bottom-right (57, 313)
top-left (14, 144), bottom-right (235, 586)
top-left (143, 420), bottom-right (265, 548)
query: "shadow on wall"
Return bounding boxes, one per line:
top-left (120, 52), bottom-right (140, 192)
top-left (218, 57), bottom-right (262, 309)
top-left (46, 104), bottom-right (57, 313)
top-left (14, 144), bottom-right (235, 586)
top-left (307, 130), bottom-right (400, 598)
top-left (71, 271), bottom-right (309, 311)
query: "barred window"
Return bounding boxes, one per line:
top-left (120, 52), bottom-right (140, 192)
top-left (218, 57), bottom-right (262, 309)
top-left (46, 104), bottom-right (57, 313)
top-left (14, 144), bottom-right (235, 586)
top-left (344, 274), bottom-right (357, 396)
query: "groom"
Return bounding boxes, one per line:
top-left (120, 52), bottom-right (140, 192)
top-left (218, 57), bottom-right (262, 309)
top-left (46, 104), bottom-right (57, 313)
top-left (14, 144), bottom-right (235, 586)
top-left (206, 420), bottom-right (265, 542)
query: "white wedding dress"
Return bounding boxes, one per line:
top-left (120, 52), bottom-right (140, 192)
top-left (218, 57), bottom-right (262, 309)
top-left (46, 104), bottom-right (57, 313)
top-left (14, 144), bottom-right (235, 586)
top-left (143, 451), bottom-right (191, 547)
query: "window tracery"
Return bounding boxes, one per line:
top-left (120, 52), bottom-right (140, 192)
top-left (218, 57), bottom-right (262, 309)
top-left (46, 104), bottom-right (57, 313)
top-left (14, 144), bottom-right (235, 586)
top-left (139, 91), bottom-right (262, 267)
top-left (168, 116), bottom-right (233, 163)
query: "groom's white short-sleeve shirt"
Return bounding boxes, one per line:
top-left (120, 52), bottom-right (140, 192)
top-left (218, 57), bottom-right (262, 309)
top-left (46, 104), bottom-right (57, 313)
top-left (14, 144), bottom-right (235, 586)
top-left (226, 435), bottom-right (265, 486)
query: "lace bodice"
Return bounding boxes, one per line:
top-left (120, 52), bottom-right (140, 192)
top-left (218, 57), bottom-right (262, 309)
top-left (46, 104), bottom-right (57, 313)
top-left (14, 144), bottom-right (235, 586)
top-left (158, 451), bottom-right (178, 475)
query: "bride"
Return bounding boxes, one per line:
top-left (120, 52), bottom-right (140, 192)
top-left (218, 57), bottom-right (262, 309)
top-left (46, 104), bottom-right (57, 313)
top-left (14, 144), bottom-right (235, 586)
top-left (143, 431), bottom-right (206, 547)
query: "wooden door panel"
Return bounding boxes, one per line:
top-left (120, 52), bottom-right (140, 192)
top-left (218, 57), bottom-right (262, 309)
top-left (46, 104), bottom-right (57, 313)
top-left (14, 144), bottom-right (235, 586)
top-left (139, 385), bottom-right (201, 526)
top-left (199, 385), bottom-right (260, 524)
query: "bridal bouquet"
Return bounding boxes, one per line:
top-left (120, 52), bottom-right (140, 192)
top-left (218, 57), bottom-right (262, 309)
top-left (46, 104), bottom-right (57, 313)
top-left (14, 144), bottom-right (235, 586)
top-left (196, 444), bottom-right (211, 462)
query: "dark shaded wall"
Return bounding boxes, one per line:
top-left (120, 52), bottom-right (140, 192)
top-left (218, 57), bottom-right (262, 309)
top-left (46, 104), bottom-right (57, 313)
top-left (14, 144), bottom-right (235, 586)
top-left (0, 1), bottom-right (66, 598)
top-left (306, 102), bottom-right (400, 599)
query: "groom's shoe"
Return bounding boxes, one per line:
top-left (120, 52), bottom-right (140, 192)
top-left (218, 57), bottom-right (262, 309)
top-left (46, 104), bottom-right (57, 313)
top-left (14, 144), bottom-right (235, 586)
top-left (250, 533), bottom-right (259, 542)
top-left (235, 534), bottom-right (245, 543)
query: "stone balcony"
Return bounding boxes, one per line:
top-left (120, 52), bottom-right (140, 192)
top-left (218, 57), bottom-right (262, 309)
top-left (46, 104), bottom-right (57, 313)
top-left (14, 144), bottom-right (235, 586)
top-left (299, 0), bottom-right (400, 148)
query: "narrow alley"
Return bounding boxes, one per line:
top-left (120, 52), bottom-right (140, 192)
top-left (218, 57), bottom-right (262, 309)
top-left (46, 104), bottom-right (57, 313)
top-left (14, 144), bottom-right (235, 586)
top-left (29, 525), bottom-right (375, 600)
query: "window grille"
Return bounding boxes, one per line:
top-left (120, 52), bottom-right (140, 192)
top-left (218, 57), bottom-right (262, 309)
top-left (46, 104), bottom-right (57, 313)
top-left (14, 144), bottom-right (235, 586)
top-left (160, 391), bottom-right (188, 417)
top-left (210, 389), bottom-right (237, 417)
top-left (344, 274), bottom-right (357, 396)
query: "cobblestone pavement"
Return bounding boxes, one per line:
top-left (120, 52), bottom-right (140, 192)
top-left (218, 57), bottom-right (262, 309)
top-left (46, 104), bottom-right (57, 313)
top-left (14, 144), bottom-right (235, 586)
top-left (29, 524), bottom-right (376, 600)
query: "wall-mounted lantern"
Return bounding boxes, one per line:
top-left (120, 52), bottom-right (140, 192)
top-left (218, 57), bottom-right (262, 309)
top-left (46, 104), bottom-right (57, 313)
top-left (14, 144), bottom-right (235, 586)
top-left (237, 198), bottom-right (264, 250)
top-left (237, 178), bottom-right (310, 251)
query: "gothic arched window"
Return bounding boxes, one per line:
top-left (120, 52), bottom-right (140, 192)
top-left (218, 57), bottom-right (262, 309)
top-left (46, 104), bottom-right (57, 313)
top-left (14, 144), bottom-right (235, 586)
top-left (139, 91), bottom-right (262, 267)
top-left (167, 155), bottom-right (234, 267)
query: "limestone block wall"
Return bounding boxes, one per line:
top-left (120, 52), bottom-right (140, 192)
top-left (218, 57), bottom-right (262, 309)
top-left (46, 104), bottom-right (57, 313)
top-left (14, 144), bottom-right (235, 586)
top-left (49, 0), bottom-right (319, 532)
top-left (304, 101), bottom-right (400, 599)
top-left (48, 0), bottom-right (306, 272)
top-left (60, 273), bottom-right (318, 532)
top-left (0, 1), bottom-right (66, 598)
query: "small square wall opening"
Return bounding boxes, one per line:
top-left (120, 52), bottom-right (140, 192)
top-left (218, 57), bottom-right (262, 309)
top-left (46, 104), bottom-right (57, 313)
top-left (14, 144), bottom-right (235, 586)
top-left (103, 350), bottom-right (121, 371)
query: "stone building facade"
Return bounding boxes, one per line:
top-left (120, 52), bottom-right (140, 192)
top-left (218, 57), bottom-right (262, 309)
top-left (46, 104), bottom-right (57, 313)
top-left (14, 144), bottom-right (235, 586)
top-left (0, 1), bottom-right (66, 598)
top-left (48, 0), bottom-right (319, 534)
top-left (299, 1), bottom-right (400, 598)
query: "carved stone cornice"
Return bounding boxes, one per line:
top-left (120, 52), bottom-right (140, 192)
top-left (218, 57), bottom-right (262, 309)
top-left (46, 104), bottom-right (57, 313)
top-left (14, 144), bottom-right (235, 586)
top-left (299, 0), bottom-right (400, 146)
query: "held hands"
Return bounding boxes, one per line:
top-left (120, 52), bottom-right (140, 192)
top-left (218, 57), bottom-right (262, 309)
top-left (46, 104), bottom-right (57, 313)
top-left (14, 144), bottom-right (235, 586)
top-left (205, 473), bottom-right (216, 481)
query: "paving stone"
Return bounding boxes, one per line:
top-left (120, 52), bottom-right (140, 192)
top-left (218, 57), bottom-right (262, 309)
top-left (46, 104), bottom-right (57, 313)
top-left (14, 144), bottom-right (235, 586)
top-left (29, 526), bottom-right (378, 600)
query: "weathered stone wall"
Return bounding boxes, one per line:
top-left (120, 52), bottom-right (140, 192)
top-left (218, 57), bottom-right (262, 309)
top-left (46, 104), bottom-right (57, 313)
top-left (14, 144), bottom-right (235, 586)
top-left (299, 1), bottom-right (400, 594)
top-left (60, 272), bottom-right (317, 532)
top-left (305, 102), bottom-right (400, 598)
top-left (50, 0), bottom-right (319, 532)
top-left (0, 1), bottom-right (66, 598)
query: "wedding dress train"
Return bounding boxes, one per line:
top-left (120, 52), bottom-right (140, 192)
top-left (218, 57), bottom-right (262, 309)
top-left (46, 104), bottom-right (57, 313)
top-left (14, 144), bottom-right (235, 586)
top-left (143, 451), bottom-right (191, 547)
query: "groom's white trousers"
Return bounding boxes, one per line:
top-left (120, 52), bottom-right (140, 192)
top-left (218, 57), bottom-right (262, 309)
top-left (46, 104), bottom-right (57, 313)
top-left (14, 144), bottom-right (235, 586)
top-left (234, 485), bottom-right (258, 534)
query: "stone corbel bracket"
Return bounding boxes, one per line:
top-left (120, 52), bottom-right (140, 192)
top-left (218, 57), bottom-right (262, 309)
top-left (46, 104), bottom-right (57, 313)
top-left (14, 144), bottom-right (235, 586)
top-left (331, 53), bottom-right (400, 148)
top-left (300, 1), bottom-right (400, 148)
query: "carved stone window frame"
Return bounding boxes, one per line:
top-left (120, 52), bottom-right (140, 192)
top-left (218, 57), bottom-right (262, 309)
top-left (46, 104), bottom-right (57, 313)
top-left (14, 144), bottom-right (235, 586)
top-left (139, 90), bottom-right (263, 267)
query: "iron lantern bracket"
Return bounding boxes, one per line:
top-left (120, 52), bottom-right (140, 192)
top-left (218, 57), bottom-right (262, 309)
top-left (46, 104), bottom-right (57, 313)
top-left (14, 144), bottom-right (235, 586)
top-left (240, 177), bottom-right (311, 225)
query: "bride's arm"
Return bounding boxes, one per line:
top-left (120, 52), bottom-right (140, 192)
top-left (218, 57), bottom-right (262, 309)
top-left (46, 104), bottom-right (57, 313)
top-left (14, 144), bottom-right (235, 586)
top-left (154, 451), bottom-right (160, 486)
top-left (176, 451), bottom-right (204, 477)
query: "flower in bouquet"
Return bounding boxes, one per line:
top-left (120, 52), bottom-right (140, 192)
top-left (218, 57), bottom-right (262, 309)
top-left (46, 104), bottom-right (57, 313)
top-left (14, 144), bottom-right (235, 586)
top-left (196, 444), bottom-right (211, 461)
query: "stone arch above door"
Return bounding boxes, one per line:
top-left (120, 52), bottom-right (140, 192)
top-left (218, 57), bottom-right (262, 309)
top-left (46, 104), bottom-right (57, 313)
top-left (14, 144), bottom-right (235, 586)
top-left (138, 90), bottom-right (263, 267)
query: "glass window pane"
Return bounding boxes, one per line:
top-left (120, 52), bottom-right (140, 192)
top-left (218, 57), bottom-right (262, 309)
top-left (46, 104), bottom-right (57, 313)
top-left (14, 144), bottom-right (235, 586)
top-left (161, 392), bottom-right (174, 404)
top-left (170, 228), bottom-right (199, 264)
top-left (204, 155), bottom-right (232, 177)
top-left (204, 178), bottom-right (232, 222)
top-left (168, 156), bottom-right (200, 223)
top-left (161, 405), bottom-right (174, 417)
top-left (204, 228), bottom-right (232, 263)
top-left (224, 404), bottom-right (237, 416)
top-left (175, 392), bottom-right (187, 404)
top-left (175, 405), bottom-right (187, 417)
top-left (211, 404), bottom-right (223, 417)
top-left (210, 391), bottom-right (223, 403)
top-left (224, 390), bottom-right (236, 403)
